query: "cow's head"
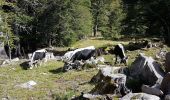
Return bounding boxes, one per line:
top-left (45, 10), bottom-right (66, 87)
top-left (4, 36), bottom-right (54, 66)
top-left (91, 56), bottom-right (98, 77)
top-left (122, 56), bottom-right (128, 66)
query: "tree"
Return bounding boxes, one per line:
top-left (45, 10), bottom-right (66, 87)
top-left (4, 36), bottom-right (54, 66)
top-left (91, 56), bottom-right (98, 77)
top-left (91, 0), bottom-right (125, 39)
top-left (36, 0), bottom-right (92, 46)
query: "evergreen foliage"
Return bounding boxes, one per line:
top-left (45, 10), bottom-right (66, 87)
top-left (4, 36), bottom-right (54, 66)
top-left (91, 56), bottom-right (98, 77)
top-left (0, 0), bottom-right (170, 53)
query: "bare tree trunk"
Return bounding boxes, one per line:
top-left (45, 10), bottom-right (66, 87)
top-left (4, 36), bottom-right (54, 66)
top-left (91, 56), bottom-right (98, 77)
top-left (93, 25), bottom-right (97, 37)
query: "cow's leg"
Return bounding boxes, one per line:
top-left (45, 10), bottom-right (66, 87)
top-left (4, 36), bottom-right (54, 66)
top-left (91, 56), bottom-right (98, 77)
top-left (115, 55), bottom-right (118, 65)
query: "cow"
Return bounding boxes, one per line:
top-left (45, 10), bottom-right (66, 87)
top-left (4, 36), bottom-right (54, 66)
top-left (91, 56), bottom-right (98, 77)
top-left (62, 46), bottom-right (95, 62)
top-left (108, 44), bottom-right (128, 65)
top-left (29, 49), bottom-right (47, 69)
top-left (62, 46), bottom-right (96, 71)
top-left (71, 49), bottom-right (95, 62)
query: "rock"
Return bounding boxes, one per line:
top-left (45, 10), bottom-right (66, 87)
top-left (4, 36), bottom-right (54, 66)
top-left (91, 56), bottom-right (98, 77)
top-left (129, 53), bottom-right (165, 86)
top-left (45, 52), bottom-right (55, 59)
top-left (16, 80), bottom-right (37, 89)
top-left (63, 60), bottom-right (84, 71)
top-left (28, 53), bottom-right (32, 59)
top-left (141, 85), bottom-right (163, 96)
top-left (155, 49), bottom-right (167, 60)
top-left (55, 56), bottom-right (62, 61)
top-left (121, 93), bottom-right (160, 100)
top-left (161, 72), bottom-right (170, 95)
top-left (165, 94), bottom-right (170, 100)
top-left (11, 57), bottom-right (19, 62)
top-left (2, 59), bottom-right (10, 65)
top-left (82, 94), bottom-right (114, 100)
top-left (90, 66), bottom-right (130, 96)
top-left (91, 66), bottom-right (124, 83)
top-left (95, 56), bottom-right (105, 64)
top-left (164, 52), bottom-right (170, 73)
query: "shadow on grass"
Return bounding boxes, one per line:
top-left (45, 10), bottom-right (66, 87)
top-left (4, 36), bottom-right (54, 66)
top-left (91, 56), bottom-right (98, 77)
top-left (49, 67), bottom-right (64, 74)
top-left (20, 61), bottom-right (29, 70)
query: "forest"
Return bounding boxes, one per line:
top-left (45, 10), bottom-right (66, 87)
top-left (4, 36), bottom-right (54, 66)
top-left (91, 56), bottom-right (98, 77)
top-left (1, 0), bottom-right (170, 54)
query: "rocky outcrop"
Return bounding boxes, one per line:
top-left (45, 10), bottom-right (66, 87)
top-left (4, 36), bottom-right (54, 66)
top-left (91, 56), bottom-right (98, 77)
top-left (90, 67), bottom-right (130, 96)
top-left (129, 53), bottom-right (165, 86)
top-left (161, 72), bottom-right (170, 95)
top-left (141, 84), bottom-right (163, 96)
top-left (164, 52), bottom-right (170, 73)
top-left (121, 93), bottom-right (160, 100)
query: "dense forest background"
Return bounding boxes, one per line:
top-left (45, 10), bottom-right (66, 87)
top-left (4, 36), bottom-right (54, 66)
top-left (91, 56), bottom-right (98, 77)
top-left (0, 0), bottom-right (170, 55)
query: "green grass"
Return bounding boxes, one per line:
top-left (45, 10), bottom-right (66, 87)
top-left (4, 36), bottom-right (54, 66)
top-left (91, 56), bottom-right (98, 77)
top-left (0, 38), bottom-right (169, 99)
top-left (71, 38), bottom-right (129, 48)
top-left (0, 60), bottom-right (98, 99)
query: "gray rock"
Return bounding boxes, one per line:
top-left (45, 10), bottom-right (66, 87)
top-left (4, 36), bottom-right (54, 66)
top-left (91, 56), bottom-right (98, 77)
top-left (164, 52), bottom-right (170, 73)
top-left (121, 92), bottom-right (160, 100)
top-left (63, 60), bottom-right (84, 71)
top-left (90, 67), bottom-right (130, 96)
top-left (155, 49), bottom-right (167, 60)
top-left (161, 72), bottom-right (170, 95)
top-left (129, 53), bottom-right (165, 86)
top-left (165, 94), bottom-right (170, 100)
top-left (141, 84), bottom-right (163, 96)
top-left (15, 80), bottom-right (37, 89)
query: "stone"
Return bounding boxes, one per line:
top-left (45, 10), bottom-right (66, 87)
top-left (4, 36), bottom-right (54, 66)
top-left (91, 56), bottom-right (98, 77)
top-left (165, 94), bottom-right (170, 100)
top-left (164, 52), bottom-right (170, 73)
top-left (155, 49), bottom-right (167, 60)
top-left (90, 66), bottom-right (130, 96)
top-left (121, 93), bottom-right (160, 100)
top-left (15, 80), bottom-right (37, 89)
top-left (141, 85), bottom-right (163, 96)
top-left (129, 53), bottom-right (165, 86)
top-left (63, 60), bottom-right (84, 71)
top-left (11, 57), bottom-right (19, 62)
top-left (161, 72), bottom-right (170, 95)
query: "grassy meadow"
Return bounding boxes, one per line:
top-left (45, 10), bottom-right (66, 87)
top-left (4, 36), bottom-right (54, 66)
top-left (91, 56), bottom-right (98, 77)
top-left (0, 38), bottom-right (169, 99)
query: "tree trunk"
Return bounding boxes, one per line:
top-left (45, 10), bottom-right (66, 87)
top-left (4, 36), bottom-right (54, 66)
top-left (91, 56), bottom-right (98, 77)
top-left (93, 25), bottom-right (97, 37)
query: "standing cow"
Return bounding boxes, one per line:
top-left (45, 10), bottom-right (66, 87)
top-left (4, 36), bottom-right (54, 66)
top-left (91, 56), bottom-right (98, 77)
top-left (109, 44), bottom-right (128, 65)
top-left (29, 49), bottom-right (47, 69)
top-left (62, 46), bottom-right (95, 62)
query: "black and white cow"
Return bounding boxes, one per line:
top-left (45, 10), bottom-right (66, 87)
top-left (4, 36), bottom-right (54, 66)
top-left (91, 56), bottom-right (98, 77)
top-left (109, 44), bottom-right (128, 65)
top-left (62, 46), bottom-right (96, 71)
top-left (71, 49), bottom-right (95, 62)
top-left (62, 46), bottom-right (95, 62)
top-left (29, 49), bottom-right (47, 69)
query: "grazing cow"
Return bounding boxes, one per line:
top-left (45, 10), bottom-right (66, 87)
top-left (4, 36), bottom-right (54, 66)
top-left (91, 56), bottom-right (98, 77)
top-left (29, 49), bottom-right (47, 69)
top-left (109, 44), bottom-right (128, 65)
top-left (62, 46), bottom-right (95, 62)
top-left (71, 49), bottom-right (95, 62)
top-left (62, 46), bottom-right (96, 71)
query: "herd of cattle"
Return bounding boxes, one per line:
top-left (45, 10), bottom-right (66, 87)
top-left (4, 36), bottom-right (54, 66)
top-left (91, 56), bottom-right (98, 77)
top-left (26, 44), bottom-right (128, 70)
top-left (1, 41), bottom-right (170, 99)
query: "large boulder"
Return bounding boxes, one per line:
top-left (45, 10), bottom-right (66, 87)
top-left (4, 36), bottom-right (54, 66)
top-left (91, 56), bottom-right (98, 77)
top-left (164, 52), bottom-right (170, 73)
top-left (91, 66), bottom-right (126, 83)
top-left (129, 53), bottom-right (165, 86)
top-left (161, 72), bottom-right (170, 95)
top-left (141, 84), bottom-right (163, 96)
top-left (121, 93), bottom-right (160, 100)
top-left (90, 66), bottom-right (130, 96)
